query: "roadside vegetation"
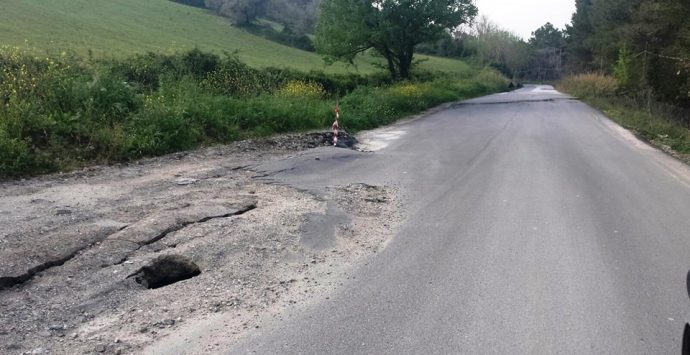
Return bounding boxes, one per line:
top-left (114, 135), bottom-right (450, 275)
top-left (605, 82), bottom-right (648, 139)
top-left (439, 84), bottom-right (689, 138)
top-left (0, 0), bottom-right (511, 178)
top-left (556, 0), bottom-right (690, 163)
top-left (558, 74), bottom-right (690, 162)
top-left (0, 47), bottom-right (507, 178)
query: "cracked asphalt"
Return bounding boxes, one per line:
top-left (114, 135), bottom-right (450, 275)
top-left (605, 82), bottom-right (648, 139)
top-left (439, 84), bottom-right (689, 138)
top-left (225, 85), bottom-right (690, 354)
top-left (0, 136), bottom-right (399, 355)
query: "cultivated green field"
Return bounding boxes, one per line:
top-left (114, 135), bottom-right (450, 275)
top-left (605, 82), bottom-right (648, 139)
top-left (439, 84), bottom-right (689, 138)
top-left (0, 0), bottom-right (471, 75)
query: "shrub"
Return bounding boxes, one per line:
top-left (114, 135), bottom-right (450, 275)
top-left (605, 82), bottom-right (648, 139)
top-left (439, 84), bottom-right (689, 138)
top-left (341, 69), bottom-right (506, 131)
top-left (558, 73), bottom-right (618, 99)
top-left (277, 80), bottom-right (326, 99)
top-left (474, 68), bottom-right (510, 93)
top-left (122, 94), bottom-right (202, 157)
top-left (203, 56), bottom-right (264, 96)
top-left (613, 46), bottom-right (634, 90)
top-left (245, 23), bottom-right (315, 52)
top-left (181, 48), bottom-right (221, 79)
top-left (0, 129), bottom-right (34, 177)
top-left (109, 49), bottom-right (221, 92)
top-left (229, 95), bottom-right (332, 134)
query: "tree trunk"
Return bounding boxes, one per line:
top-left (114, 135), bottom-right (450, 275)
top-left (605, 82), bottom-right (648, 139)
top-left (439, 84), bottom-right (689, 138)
top-left (386, 56), bottom-right (398, 79)
top-left (398, 59), bottom-right (410, 79)
top-left (398, 51), bottom-right (413, 79)
top-left (381, 46), bottom-right (398, 80)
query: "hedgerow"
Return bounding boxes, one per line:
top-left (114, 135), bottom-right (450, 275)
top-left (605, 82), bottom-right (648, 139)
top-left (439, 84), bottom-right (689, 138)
top-left (0, 47), bottom-right (506, 177)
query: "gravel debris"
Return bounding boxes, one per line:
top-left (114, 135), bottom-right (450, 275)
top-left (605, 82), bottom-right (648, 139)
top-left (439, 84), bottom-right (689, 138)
top-left (0, 132), bottom-right (398, 355)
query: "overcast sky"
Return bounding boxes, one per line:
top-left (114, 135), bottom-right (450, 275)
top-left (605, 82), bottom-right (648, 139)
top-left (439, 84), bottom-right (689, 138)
top-left (474, 0), bottom-right (576, 39)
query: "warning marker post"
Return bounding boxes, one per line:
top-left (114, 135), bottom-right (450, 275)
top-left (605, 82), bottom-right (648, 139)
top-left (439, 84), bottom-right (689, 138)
top-left (332, 104), bottom-right (340, 147)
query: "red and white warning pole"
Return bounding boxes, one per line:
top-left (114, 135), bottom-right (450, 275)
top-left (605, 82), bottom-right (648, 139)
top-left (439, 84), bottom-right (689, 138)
top-left (332, 103), bottom-right (340, 147)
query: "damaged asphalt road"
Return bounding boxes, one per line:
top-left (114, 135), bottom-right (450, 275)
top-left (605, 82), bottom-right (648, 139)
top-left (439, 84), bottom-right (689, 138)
top-left (226, 85), bottom-right (690, 354)
top-left (0, 132), bottom-right (399, 355)
top-left (5, 85), bottom-right (690, 354)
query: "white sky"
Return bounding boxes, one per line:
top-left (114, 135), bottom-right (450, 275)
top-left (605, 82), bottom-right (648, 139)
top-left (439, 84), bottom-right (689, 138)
top-left (474, 0), bottom-right (576, 39)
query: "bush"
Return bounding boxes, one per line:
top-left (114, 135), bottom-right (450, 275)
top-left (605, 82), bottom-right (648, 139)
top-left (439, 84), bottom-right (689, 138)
top-left (245, 24), bottom-right (315, 52)
top-left (0, 130), bottom-right (34, 177)
top-left (229, 95), bottom-right (331, 133)
top-left (474, 68), bottom-right (510, 93)
top-left (203, 56), bottom-right (265, 96)
top-left (277, 80), bottom-right (325, 99)
top-left (558, 73), bottom-right (618, 99)
top-left (342, 68), bottom-right (507, 131)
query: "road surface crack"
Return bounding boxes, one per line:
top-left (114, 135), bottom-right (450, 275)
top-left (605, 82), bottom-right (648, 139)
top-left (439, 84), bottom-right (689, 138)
top-left (112, 203), bottom-right (257, 263)
top-left (0, 225), bottom-right (128, 291)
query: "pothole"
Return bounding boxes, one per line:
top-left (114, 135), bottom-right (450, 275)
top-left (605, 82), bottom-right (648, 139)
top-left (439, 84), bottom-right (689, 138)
top-left (128, 255), bottom-right (201, 289)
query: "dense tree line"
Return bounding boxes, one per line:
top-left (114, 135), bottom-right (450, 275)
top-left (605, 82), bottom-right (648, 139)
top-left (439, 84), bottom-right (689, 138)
top-left (417, 19), bottom-right (559, 81)
top-left (411, 18), bottom-right (567, 81)
top-left (564, 0), bottom-right (690, 107)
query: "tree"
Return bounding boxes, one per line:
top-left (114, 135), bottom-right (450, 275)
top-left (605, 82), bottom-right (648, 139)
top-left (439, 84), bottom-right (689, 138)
top-left (613, 46), bottom-right (633, 89)
top-left (464, 17), bottom-right (529, 79)
top-left (564, 0), bottom-right (594, 72)
top-left (563, 0), bottom-right (690, 106)
top-left (265, 0), bottom-right (320, 34)
top-left (529, 23), bottom-right (565, 49)
top-left (199, 0), bottom-right (320, 32)
top-left (527, 23), bottom-right (566, 81)
top-left (315, 0), bottom-right (477, 79)
top-left (205, 0), bottom-right (268, 26)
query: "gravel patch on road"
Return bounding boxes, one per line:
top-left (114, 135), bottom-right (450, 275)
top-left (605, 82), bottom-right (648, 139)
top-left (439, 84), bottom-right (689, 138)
top-left (0, 132), bottom-right (398, 355)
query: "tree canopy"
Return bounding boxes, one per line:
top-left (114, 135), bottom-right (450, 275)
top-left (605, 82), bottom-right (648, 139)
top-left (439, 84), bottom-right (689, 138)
top-left (315, 0), bottom-right (477, 79)
top-left (564, 0), bottom-right (690, 107)
top-left (463, 17), bottom-right (530, 79)
top-left (529, 23), bottom-right (565, 50)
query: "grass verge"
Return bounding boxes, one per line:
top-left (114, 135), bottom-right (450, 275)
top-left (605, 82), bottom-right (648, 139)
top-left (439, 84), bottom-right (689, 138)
top-left (558, 73), bottom-right (690, 163)
top-left (0, 47), bottom-right (507, 178)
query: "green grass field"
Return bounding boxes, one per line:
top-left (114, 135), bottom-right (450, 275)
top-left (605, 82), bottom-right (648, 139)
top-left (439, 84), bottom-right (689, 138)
top-left (0, 0), bottom-right (472, 75)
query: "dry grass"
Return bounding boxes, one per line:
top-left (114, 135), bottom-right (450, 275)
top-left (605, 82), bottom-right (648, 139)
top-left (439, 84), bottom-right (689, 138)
top-left (557, 73), bottom-right (618, 99)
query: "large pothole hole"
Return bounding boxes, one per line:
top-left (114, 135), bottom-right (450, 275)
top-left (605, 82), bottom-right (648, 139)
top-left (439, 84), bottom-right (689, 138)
top-left (128, 255), bottom-right (201, 289)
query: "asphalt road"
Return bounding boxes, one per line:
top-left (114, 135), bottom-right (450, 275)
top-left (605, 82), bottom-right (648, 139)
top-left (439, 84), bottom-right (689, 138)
top-left (231, 85), bottom-right (690, 354)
